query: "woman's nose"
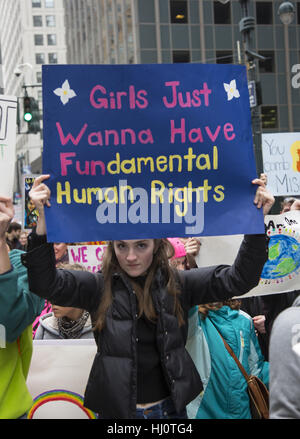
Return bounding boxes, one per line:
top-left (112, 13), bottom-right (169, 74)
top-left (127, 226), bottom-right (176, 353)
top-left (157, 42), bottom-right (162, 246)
top-left (126, 248), bottom-right (137, 261)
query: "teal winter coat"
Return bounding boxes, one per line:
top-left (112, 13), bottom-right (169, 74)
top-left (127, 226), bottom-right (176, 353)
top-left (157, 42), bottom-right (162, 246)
top-left (0, 249), bottom-right (44, 343)
top-left (186, 305), bottom-right (269, 419)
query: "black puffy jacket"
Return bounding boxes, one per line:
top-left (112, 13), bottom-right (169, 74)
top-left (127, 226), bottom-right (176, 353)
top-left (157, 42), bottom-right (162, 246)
top-left (21, 234), bottom-right (268, 419)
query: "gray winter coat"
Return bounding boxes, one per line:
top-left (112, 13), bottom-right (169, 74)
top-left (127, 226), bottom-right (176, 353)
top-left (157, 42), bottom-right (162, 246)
top-left (269, 296), bottom-right (300, 419)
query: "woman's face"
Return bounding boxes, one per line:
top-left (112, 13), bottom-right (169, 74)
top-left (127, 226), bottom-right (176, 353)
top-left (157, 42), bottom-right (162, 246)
top-left (113, 239), bottom-right (155, 277)
top-left (171, 256), bottom-right (187, 271)
top-left (19, 233), bottom-right (28, 246)
top-left (51, 304), bottom-right (83, 320)
top-left (53, 243), bottom-right (68, 261)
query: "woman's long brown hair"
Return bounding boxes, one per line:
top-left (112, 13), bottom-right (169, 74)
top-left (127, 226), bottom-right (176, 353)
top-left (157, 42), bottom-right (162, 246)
top-left (94, 239), bottom-right (185, 331)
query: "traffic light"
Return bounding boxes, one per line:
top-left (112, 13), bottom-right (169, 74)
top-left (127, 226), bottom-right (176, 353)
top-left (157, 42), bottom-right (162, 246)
top-left (23, 96), bottom-right (41, 133)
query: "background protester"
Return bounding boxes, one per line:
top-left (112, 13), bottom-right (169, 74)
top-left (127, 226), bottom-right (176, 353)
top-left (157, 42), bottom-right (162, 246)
top-left (53, 242), bottom-right (69, 265)
top-left (31, 241), bottom-right (70, 338)
top-left (269, 295), bottom-right (300, 418)
top-left (34, 263), bottom-right (93, 340)
top-left (168, 234), bottom-right (269, 419)
top-left (0, 195), bottom-right (44, 419)
top-left (6, 221), bottom-right (22, 250)
top-left (186, 300), bottom-right (269, 419)
top-left (21, 174), bottom-right (274, 419)
top-left (167, 237), bottom-right (200, 271)
top-left (241, 194), bottom-right (300, 360)
top-left (19, 230), bottom-right (28, 251)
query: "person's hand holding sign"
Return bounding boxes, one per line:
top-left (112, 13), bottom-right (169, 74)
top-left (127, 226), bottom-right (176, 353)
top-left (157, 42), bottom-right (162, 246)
top-left (29, 174), bottom-right (51, 236)
top-left (252, 177), bottom-right (274, 216)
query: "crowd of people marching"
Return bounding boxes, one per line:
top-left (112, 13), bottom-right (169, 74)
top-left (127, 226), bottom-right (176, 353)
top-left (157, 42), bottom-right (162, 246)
top-left (1, 174), bottom-right (300, 420)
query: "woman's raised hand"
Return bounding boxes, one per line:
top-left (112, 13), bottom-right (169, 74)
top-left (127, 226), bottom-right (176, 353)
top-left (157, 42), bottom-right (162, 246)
top-left (252, 176), bottom-right (275, 216)
top-left (29, 174), bottom-right (51, 212)
top-left (29, 174), bottom-right (51, 236)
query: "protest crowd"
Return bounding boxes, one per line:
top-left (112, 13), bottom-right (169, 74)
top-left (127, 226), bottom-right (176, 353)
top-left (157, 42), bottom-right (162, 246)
top-left (1, 58), bottom-right (300, 422)
top-left (1, 170), bottom-right (300, 421)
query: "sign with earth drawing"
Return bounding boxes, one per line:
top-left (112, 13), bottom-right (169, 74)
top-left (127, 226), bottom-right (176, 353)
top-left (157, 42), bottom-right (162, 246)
top-left (196, 210), bottom-right (300, 297)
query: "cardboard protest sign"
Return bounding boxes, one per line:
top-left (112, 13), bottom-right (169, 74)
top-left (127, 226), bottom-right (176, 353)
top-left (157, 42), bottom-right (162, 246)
top-left (42, 64), bottom-right (264, 242)
top-left (68, 244), bottom-right (107, 272)
top-left (262, 132), bottom-right (300, 196)
top-left (23, 175), bottom-right (39, 229)
top-left (0, 95), bottom-right (17, 198)
top-left (26, 340), bottom-right (97, 419)
top-left (196, 211), bottom-right (300, 297)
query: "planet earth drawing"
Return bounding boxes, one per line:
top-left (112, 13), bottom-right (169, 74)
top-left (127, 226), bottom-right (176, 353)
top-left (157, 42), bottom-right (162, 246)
top-left (261, 234), bottom-right (300, 280)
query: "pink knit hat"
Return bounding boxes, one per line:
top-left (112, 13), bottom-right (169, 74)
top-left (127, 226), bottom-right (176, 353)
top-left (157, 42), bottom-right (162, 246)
top-left (167, 238), bottom-right (186, 260)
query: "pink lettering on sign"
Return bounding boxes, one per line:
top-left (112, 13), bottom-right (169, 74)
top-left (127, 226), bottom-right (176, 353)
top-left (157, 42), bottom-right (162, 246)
top-left (162, 81), bottom-right (212, 109)
top-left (56, 122), bottom-right (88, 146)
top-left (95, 246), bottom-right (107, 262)
top-left (60, 153), bottom-right (105, 176)
top-left (69, 246), bottom-right (88, 263)
top-left (90, 85), bottom-right (149, 110)
top-left (170, 118), bottom-right (236, 144)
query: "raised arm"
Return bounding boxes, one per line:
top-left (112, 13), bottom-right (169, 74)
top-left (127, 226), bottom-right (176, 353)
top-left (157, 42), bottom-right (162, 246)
top-left (21, 175), bottom-right (102, 314)
top-left (180, 178), bottom-right (275, 308)
top-left (0, 196), bottom-right (44, 342)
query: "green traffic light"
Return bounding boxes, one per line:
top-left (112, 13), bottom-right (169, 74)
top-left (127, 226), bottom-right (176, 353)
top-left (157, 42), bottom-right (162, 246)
top-left (24, 112), bottom-right (33, 122)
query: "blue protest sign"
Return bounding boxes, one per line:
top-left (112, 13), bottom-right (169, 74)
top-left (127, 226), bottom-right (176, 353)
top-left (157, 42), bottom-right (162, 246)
top-left (42, 63), bottom-right (264, 242)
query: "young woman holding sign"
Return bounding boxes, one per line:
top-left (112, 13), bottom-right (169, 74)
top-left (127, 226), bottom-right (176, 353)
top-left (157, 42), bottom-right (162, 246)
top-left (22, 174), bottom-right (274, 419)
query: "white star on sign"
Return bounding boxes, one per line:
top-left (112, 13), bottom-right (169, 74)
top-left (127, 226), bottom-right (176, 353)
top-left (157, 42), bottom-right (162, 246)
top-left (223, 79), bottom-right (240, 101)
top-left (53, 79), bottom-right (76, 105)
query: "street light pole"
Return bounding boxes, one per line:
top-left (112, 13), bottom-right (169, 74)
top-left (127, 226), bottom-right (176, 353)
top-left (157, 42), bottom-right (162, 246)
top-left (278, 1), bottom-right (295, 132)
top-left (219, 0), bottom-right (265, 176)
top-left (238, 1), bottom-right (268, 176)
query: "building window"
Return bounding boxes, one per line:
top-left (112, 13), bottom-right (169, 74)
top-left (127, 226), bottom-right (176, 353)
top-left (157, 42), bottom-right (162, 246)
top-left (33, 15), bottom-right (43, 26)
top-left (256, 1), bottom-right (273, 24)
top-left (261, 106), bottom-right (278, 129)
top-left (36, 71), bottom-right (42, 83)
top-left (34, 34), bottom-right (44, 45)
top-left (35, 53), bottom-right (45, 64)
top-left (48, 52), bottom-right (58, 63)
top-left (172, 50), bottom-right (190, 63)
top-left (45, 0), bottom-right (55, 7)
top-left (214, 1), bottom-right (231, 24)
top-left (47, 34), bottom-right (57, 45)
top-left (170, 1), bottom-right (188, 24)
top-left (216, 50), bottom-right (233, 64)
top-left (297, 2), bottom-right (300, 24)
top-left (32, 0), bottom-right (41, 7)
top-left (259, 51), bottom-right (275, 73)
top-left (46, 15), bottom-right (56, 27)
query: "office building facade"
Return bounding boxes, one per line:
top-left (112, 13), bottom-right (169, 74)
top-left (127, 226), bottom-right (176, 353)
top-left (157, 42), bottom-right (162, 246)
top-left (0, 0), bottom-right (67, 176)
top-left (64, 0), bottom-right (300, 134)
